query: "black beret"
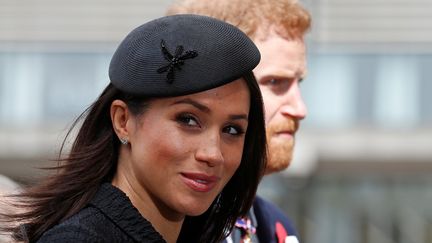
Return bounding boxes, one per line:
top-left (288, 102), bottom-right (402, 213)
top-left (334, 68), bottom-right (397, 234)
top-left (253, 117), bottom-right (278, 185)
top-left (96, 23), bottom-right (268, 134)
top-left (109, 14), bottom-right (260, 97)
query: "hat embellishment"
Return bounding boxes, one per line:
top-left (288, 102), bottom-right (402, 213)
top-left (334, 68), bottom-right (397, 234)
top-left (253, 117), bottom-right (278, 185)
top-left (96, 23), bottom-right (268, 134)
top-left (157, 39), bottom-right (198, 83)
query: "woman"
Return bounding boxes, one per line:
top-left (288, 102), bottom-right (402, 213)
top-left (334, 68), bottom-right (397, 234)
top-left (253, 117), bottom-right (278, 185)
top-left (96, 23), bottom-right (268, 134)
top-left (1, 14), bottom-right (266, 243)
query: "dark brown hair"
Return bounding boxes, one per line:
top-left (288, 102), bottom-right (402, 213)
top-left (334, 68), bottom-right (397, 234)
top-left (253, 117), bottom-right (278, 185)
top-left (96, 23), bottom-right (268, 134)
top-left (0, 83), bottom-right (146, 241)
top-left (1, 73), bottom-right (266, 243)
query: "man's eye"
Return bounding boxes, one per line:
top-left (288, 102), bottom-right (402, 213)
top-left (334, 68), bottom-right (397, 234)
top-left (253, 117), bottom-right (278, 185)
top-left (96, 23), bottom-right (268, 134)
top-left (176, 114), bottom-right (199, 127)
top-left (267, 78), bottom-right (288, 87)
top-left (269, 78), bottom-right (279, 85)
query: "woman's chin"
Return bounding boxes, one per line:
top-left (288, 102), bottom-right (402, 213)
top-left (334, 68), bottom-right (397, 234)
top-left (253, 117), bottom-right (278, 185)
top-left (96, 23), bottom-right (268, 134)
top-left (179, 200), bottom-right (214, 217)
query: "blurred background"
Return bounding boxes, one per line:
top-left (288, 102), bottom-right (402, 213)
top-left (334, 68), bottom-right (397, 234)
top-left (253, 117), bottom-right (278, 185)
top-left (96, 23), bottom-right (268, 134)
top-left (0, 0), bottom-right (431, 242)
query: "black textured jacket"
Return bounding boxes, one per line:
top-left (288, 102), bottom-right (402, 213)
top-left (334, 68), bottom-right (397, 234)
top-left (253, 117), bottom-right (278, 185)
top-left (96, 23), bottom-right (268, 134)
top-left (36, 183), bottom-right (166, 243)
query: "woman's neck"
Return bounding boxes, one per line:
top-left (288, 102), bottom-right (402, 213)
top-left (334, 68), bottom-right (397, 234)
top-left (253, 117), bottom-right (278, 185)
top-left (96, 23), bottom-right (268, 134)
top-left (112, 170), bottom-right (184, 243)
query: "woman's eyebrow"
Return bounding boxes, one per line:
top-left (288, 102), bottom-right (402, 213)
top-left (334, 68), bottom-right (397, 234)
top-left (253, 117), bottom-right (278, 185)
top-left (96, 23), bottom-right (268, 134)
top-left (172, 98), bottom-right (210, 113)
top-left (229, 114), bottom-right (248, 121)
top-left (172, 98), bottom-right (248, 121)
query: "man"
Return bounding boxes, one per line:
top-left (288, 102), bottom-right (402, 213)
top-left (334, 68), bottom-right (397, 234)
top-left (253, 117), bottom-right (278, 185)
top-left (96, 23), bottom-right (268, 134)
top-left (167, 0), bottom-right (311, 242)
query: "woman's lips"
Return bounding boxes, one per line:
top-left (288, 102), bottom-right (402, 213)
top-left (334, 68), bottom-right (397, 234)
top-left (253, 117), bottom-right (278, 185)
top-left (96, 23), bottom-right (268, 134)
top-left (181, 172), bottom-right (220, 192)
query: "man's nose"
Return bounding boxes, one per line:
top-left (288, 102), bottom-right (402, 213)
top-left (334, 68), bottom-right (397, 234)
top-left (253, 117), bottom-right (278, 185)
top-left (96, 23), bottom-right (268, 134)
top-left (279, 81), bottom-right (307, 120)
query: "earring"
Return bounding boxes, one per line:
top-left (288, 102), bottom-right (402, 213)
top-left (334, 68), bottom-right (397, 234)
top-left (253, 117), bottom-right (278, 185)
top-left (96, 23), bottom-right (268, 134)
top-left (119, 137), bottom-right (128, 145)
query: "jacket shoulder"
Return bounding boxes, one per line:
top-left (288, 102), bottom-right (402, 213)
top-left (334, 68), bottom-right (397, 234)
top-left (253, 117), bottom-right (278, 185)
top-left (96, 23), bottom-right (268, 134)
top-left (37, 206), bottom-right (127, 243)
top-left (253, 196), bottom-right (298, 236)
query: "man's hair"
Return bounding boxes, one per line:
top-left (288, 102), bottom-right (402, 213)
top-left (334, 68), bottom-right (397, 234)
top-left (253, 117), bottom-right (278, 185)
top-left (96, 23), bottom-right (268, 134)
top-left (167, 0), bottom-right (311, 39)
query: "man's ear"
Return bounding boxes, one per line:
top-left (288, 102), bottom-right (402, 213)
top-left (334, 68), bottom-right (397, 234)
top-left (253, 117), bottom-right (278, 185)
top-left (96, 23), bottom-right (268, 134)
top-left (110, 100), bottom-right (131, 141)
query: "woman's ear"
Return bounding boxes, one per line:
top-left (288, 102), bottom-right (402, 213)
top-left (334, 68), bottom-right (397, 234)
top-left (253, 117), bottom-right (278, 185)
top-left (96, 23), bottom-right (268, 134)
top-left (110, 100), bottom-right (131, 142)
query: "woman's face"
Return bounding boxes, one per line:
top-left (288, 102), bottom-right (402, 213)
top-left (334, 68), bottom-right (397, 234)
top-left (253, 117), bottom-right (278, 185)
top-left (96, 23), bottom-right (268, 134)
top-left (120, 79), bottom-right (250, 219)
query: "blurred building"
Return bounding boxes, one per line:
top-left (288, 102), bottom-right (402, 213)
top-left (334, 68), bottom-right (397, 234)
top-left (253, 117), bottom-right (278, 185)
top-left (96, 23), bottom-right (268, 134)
top-left (0, 0), bottom-right (431, 242)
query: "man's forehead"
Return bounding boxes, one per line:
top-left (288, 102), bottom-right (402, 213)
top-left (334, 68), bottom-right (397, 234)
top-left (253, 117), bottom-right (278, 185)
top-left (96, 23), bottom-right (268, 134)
top-left (253, 37), bottom-right (307, 78)
top-left (254, 66), bottom-right (307, 80)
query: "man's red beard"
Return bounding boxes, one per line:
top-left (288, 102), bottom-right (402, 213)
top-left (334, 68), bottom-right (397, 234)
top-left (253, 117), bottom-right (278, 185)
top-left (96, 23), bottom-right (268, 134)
top-left (264, 119), bottom-right (298, 174)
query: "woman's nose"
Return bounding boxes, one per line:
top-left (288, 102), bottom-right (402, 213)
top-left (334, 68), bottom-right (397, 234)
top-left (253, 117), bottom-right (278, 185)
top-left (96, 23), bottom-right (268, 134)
top-left (194, 135), bottom-right (224, 167)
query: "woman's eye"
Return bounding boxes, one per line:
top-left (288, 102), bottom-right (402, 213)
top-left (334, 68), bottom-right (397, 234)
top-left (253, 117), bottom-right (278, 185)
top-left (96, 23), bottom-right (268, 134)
top-left (176, 114), bottom-right (199, 127)
top-left (223, 126), bottom-right (244, 136)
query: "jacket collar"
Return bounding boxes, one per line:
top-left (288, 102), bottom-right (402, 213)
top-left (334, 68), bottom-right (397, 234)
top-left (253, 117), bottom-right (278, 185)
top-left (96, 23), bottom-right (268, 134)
top-left (90, 183), bottom-right (166, 243)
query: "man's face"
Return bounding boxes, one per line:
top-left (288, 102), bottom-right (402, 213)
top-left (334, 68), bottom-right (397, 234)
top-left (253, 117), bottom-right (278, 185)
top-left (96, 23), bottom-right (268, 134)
top-left (253, 30), bottom-right (307, 174)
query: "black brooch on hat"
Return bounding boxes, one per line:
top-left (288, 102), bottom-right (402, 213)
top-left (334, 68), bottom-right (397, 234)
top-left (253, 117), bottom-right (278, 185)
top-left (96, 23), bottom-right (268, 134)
top-left (157, 39), bottom-right (198, 83)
